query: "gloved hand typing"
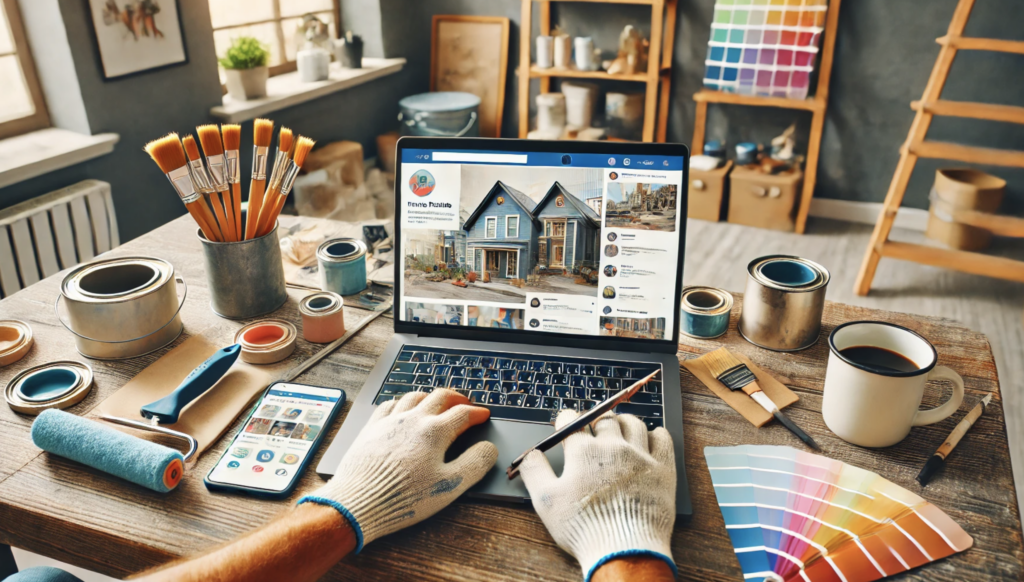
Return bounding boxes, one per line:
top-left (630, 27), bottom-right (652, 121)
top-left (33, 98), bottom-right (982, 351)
top-left (298, 389), bottom-right (498, 552)
top-left (520, 410), bottom-right (677, 581)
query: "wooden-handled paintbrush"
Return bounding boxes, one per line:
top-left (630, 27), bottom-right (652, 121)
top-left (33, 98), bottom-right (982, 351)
top-left (221, 124), bottom-right (242, 242)
top-left (144, 133), bottom-right (221, 242)
top-left (183, 134), bottom-right (228, 242)
top-left (256, 135), bottom-right (314, 238)
top-left (244, 118), bottom-right (274, 240)
top-left (704, 348), bottom-right (820, 450)
top-left (253, 127), bottom-right (293, 237)
top-left (197, 124), bottom-right (237, 242)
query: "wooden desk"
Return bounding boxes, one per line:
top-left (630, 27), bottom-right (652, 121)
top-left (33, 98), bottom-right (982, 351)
top-left (0, 215), bottom-right (1021, 581)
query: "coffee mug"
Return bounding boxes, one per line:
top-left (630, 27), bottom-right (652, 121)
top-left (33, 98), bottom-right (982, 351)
top-left (822, 321), bottom-right (964, 448)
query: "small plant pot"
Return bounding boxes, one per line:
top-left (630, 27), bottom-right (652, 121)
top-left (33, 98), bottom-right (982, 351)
top-left (225, 66), bottom-right (269, 101)
top-left (466, 272), bottom-right (477, 283)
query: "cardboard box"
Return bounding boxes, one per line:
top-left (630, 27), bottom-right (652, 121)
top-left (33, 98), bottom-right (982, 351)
top-left (688, 160), bottom-right (733, 222)
top-left (728, 166), bottom-right (802, 231)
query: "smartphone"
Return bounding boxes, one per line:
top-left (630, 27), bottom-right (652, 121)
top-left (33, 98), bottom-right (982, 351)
top-left (205, 382), bottom-right (345, 499)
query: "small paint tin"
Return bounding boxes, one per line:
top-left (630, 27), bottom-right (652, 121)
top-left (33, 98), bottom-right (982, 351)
top-left (233, 320), bottom-right (297, 365)
top-left (317, 238), bottom-right (368, 296)
top-left (299, 292), bottom-right (346, 343)
top-left (739, 255), bottom-right (830, 352)
top-left (680, 287), bottom-right (734, 339)
top-left (0, 320), bottom-right (33, 367)
top-left (735, 142), bottom-right (758, 165)
top-left (4, 360), bottom-right (94, 415)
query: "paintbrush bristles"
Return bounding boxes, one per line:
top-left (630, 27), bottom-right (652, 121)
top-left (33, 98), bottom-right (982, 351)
top-left (144, 133), bottom-right (187, 173)
top-left (703, 348), bottom-right (745, 379)
top-left (293, 136), bottom-right (315, 167)
top-left (221, 124), bottom-right (241, 150)
top-left (254, 118), bottom-right (274, 147)
top-left (182, 135), bottom-right (201, 161)
top-left (196, 124), bottom-right (224, 156)
top-left (278, 127), bottom-right (293, 155)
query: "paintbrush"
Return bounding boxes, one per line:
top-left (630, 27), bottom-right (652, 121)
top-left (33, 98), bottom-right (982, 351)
top-left (704, 348), bottom-right (820, 450)
top-left (183, 135), bottom-right (227, 242)
top-left (506, 370), bottom-right (659, 480)
top-left (257, 135), bottom-right (313, 237)
top-left (917, 393), bottom-right (992, 486)
top-left (221, 124), bottom-right (243, 241)
top-left (197, 124), bottom-right (237, 242)
top-left (145, 134), bottom-right (220, 242)
top-left (244, 118), bottom-right (275, 240)
top-left (253, 127), bottom-right (294, 237)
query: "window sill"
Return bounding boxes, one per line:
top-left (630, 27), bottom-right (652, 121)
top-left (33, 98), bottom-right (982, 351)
top-left (210, 57), bottom-right (407, 124)
top-left (0, 128), bottom-right (119, 190)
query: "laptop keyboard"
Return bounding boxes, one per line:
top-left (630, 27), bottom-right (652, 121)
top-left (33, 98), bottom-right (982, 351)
top-left (374, 346), bottom-right (665, 429)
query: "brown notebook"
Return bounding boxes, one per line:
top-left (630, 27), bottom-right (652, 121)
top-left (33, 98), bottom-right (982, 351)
top-left (682, 348), bottom-right (799, 427)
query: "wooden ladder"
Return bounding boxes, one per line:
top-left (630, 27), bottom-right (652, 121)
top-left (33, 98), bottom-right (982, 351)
top-left (854, 0), bottom-right (1024, 295)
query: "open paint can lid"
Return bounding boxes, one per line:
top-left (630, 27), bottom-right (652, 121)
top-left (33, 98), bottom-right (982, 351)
top-left (0, 320), bottom-right (33, 367)
top-left (750, 255), bottom-right (830, 292)
top-left (233, 320), bottom-right (297, 365)
top-left (4, 360), bottom-right (94, 415)
top-left (317, 238), bottom-right (367, 264)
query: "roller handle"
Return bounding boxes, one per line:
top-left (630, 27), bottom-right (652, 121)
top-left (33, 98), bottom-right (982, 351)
top-left (141, 344), bottom-right (241, 424)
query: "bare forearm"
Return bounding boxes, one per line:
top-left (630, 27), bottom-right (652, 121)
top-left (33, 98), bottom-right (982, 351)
top-left (136, 504), bottom-right (356, 582)
top-left (592, 555), bottom-right (677, 582)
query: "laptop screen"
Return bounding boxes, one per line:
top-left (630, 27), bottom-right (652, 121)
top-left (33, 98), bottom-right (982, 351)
top-left (396, 141), bottom-right (686, 347)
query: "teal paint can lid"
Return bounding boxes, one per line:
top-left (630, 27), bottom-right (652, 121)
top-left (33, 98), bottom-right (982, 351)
top-left (5, 360), bottom-right (94, 415)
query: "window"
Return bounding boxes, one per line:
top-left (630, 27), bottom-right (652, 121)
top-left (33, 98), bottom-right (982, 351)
top-left (506, 215), bottom-right (519, 239)
top-left (209, 0), bottom-right (338, 77)
top-left (552, 221), bottom-right (565, 237)
top-left (0, 0), bottom-right (49, 139)
top-left (485, 217), bottom-right (496, 239)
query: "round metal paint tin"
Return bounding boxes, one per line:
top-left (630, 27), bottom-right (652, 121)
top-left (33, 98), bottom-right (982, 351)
top-left (398, 92), bottom-right (481, 138)
top-left (57, 257), bottom-right (184, 360)
top-left (233, 319), bottom-right (297, 365)
top-left (738, 255), bottom-right (830, 352)
top-left (0, 320), bottom-right (33, 366)
top-left (299, 291), bottom-right (346, 343)
top-left (679, 286), bottom-right (734, 339)
top-left (317, 238), bottom-right (368, 296)
top-left (4, 360), bottom-right (94, 415)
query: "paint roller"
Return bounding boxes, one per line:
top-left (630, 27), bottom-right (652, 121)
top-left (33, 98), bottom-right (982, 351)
top-left (30, 304), bottom-right (391, 493)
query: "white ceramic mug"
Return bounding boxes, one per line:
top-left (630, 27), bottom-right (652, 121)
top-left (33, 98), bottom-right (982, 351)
top-left (822, 321), bottom-right (964, 448)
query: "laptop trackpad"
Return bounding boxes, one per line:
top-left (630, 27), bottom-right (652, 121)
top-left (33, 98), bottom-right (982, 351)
top-left (446, 419), bottom-right (564, 502)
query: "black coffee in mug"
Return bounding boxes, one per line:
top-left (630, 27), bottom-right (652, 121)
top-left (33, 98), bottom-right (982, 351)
top-left (839, 345), bottom-right (919, 374)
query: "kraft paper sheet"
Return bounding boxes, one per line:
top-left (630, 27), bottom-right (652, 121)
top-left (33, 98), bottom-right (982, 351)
top-left (682, 348), bottom-right (798, 427)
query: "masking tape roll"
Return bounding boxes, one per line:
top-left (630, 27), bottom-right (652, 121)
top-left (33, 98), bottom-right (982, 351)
top-left (299, 292), bottom-right (346, 344)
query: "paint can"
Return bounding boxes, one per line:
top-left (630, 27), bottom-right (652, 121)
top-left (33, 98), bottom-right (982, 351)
top-left (738, 255), bottom-right (830, 351)
top-left (553, 34), bottom-right (572, 68)
top-left (56, 257), bottom-right (185, 360)
top-left (680, 286), bottom-right (734, 339)
top-left (299, 292), bottom-right (346, 343)
top-left (0, 320), bottom-right (33, 366)
top-left (234, 320), bottom-right (297, 365)
top-left (398, 92), bottom-right (480, 138)
top-left (536, 35), bottom-right (554, 69)
top-left (317, 238), bottom-right (368, 296)
top-left (574, 36), bottom-right (595, 71)
top-left (4, 360), bottom-right (93, 415)
top-left (199, 219), bottom-right (288, 319)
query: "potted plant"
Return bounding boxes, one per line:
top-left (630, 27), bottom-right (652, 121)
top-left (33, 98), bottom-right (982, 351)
top-left (219, 36), bottom-right (270, 101)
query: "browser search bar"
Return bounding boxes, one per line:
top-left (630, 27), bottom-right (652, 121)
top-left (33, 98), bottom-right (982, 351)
top-left (431, 152), bottom-right (528, 164)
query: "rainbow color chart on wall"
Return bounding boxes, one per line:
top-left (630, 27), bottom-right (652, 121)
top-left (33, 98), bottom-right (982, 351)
top-left (703, 0), bottom-right (827, 100)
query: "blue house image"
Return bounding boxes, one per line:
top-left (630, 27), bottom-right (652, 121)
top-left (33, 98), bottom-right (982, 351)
top-left (463, 181), bottom-right (540, 281)
top-left (533, 182), bottom-right (601, 271)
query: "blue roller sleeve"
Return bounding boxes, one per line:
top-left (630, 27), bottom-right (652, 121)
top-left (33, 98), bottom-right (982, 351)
top-left (141, 344), bottom-right (241, 424)
top-left (31, 409), bottom-right (184, 493)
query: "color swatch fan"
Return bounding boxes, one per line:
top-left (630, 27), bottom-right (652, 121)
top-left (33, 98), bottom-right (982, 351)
top-left (703, 0), bottom-right (828, 99)
top-left (705, 445), bottom-right (973, 582)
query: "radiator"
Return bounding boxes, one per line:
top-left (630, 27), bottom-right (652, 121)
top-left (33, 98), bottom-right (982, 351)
top-left (0, 180), bottom-right (119, 299)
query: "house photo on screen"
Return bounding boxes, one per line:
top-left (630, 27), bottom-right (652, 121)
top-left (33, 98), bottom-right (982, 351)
top-left (88, 0), bottom-right (187, 78)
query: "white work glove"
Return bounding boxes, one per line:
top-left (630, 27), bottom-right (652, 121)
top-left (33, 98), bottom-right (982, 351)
top-left (298, 389), bottom-right (498, 552)
top-left (520, 410), bottom-right (677, 581)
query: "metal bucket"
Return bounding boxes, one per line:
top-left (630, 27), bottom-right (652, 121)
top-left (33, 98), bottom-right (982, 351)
top-left (56, 257), bottom-right (185, 359)
top-left (738, 255), bottom-right (830, 351)
top-left (199, 219), bottom-right (287, 319)
top-left (317, 238), bottom-right (368, 296)
top-left (398, 92), bottom-right (480, 137)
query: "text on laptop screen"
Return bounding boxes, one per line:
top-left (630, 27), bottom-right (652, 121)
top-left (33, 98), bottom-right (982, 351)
top-left (398, 148), bottom-right (684, 342)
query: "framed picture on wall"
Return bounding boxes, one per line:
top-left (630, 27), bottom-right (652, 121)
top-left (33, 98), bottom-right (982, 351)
top-left (87, 0), bottom-right (188, 79)
top-left (431, 15), bottom-right (510, 138)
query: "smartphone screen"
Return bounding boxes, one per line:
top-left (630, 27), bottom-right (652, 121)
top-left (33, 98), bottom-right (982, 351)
top-left (207, 383), bottom-right (342, 493)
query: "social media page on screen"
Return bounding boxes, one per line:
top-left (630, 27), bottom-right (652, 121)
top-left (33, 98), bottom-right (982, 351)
top-left (399, 149), bottom-right (683, 342)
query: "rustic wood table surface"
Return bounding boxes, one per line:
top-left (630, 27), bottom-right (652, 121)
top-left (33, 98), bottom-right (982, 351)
top-left (0, 215), bottom-right (1021, 581)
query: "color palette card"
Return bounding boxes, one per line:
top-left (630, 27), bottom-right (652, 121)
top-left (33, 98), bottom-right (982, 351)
top-left (705, 445), bottom-right (973, 582)
top-left (703, 0), bottom-right (828, 99)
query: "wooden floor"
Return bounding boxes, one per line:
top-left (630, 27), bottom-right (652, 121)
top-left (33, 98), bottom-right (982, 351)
top-left (686, 217), bottom-right (1024, 505)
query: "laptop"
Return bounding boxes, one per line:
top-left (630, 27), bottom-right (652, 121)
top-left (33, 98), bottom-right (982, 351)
top-left (317, 137), bottom-right (691, 517)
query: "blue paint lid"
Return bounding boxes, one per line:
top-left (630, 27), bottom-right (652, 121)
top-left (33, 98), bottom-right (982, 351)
top-left (400, 92), bottom-right (481, 112)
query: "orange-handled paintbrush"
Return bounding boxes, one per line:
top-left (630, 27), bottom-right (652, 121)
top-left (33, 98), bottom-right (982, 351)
top-left (244, 118), bottom-right (274, 240)
top-left (253, 126), bottom-right (293, 237)
top-left (183, 134), bottom-right (228, 242)
top-left (221, 124), bottom-right (243, 242)
top-left (145, 134), bottom-right (221, 242)
top-left (257, 135), bottom-right (314, 238)
top-left (197, 124), bottom-right (237, 242)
